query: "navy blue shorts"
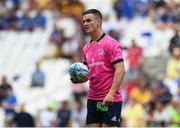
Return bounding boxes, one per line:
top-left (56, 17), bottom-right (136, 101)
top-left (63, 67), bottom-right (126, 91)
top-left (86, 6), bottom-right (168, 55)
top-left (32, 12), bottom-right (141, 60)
top-left (86, 99), bottom-right (122, 126)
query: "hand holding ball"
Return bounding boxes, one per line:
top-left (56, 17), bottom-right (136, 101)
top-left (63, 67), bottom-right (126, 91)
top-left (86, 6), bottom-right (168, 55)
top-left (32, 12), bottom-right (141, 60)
top-left (69, 62), bottom-right (89, 83)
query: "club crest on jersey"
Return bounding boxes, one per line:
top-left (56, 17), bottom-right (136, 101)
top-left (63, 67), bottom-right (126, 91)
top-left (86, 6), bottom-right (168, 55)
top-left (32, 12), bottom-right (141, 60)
top-left (98, 48), bottom-right (105, 55)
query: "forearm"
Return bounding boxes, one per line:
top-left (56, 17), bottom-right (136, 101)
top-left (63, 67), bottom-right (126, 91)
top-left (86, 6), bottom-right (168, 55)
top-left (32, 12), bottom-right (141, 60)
top-left (108, 67), bottom-right (125, 96)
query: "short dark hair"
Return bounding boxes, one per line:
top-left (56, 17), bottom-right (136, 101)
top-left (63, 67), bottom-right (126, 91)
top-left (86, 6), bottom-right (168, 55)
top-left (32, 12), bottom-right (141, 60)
top-left (82, 9), bottom-right (102, 20)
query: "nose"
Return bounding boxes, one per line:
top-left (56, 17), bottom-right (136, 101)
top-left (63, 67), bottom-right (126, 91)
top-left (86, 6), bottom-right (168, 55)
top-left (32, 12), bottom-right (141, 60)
top-left (84, 21), bottom-right (89, 26)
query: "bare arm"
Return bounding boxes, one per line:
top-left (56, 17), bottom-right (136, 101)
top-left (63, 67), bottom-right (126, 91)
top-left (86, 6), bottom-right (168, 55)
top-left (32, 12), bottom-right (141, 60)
top-left (109, 62), bottom-right (125, 95)
top-left (103, 62), bottom-right (125, 105)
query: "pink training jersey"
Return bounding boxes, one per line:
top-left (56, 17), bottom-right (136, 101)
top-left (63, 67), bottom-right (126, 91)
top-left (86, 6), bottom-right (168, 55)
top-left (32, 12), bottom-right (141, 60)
top-left (82, 33), bottom-right (124, 102)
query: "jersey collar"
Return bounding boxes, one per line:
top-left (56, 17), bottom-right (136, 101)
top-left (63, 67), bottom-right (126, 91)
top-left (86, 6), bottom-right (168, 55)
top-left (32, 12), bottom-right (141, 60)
top-left (90, 33), bottom-right (105, 43)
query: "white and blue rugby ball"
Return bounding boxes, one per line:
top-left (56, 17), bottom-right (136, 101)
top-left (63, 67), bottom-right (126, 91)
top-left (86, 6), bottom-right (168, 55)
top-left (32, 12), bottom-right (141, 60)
top-left (69, 62), bottom-right (89, 82)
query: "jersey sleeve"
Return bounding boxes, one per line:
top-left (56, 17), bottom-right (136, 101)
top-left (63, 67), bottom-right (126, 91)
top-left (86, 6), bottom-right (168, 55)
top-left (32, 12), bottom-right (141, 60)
top-left (107, 39), bottom-right (124, 65)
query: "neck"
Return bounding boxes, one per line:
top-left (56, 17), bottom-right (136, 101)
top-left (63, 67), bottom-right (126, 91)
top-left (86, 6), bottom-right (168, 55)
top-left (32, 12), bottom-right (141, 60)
top-left (90, 29), bottom-right (103, 41)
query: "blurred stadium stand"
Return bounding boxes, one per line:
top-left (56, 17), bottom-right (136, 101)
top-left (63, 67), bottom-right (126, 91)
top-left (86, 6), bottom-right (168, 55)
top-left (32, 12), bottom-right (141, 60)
top-left (0, 30), bottom-right (72, 112)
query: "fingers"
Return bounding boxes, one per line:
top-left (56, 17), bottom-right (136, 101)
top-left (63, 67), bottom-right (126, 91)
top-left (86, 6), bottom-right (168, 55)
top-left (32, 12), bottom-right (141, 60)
top-left (102, 100), bottom-right (105, 105)
top-left (102, 99), bottom-right (113, 106)
top-left (102, 100), bottom-right (113, 107)
top-left (103, 95), bottom-right (114, 106)
top-left (70, 76), bottom-right (89, 84)
top-left (70, 78), bottom-right (79, 84)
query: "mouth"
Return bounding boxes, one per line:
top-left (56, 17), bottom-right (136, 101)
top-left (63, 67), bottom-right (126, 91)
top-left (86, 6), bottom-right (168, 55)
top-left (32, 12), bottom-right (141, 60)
top-left (84, 26), bottom-right (89, 30)
top-left (85, 27), bottom-right (89, 30)
top-left (85, 28), bottom-right (91, 32)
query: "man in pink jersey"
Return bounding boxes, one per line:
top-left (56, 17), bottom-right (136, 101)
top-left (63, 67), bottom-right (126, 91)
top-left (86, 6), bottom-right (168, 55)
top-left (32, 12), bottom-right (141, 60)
top-left (71, 9), bottom-right (125, 127)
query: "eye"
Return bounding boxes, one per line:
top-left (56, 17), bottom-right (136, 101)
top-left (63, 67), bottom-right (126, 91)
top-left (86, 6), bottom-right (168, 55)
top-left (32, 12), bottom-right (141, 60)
top-left (86, 19), bottom-right (91, 22)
